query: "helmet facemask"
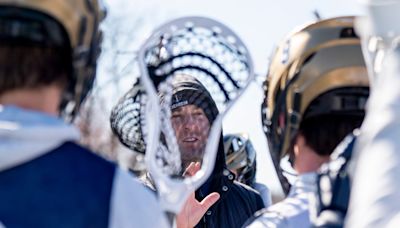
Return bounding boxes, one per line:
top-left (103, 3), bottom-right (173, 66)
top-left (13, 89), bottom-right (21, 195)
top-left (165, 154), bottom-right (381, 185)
top-left (224, 133), bottom-right (257, 185)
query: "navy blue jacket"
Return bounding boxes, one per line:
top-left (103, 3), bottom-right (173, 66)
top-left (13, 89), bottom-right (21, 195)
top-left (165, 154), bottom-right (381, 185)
top-left (0, 142), bottom-right (115, 228)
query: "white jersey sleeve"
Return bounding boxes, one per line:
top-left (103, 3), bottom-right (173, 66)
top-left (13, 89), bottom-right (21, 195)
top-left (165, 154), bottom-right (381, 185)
top-left (253, 182), bottom-right (272, 207)
top-left (245, 199), bottom-right (310, 228)
top-left (346, 49), bottom-right (400, 227)
top-left (109, 168), bottom-right (169, 228)
top-left (246, 173), bottom-right (315, 228)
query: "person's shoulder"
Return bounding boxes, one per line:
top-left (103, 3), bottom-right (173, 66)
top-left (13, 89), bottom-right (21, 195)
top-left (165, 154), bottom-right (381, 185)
top-left (252, 182), bottom-right (269, 192)
top-left (252, 182), bottom-right (272, 207)
top-left (242, 206), bottom-right (286, 227)
top-left (56, 141), bottom-right (111, 159)
top-left (109, 168), bottom-right (169, 228)
top-left (44, 142), bottom-right (121, 197)
top-left (20, 141), bottom-right (116, 182)
top-left (231, 181), bottom-right (265, 208)
top-left (51, 143), bottom-right (169, 227)
top-left (232, 180), bottom-right (261, 195)
top-left (52, 141), bottom-right (115, 169)
top-left (243, 197), bottom-right (310, 228)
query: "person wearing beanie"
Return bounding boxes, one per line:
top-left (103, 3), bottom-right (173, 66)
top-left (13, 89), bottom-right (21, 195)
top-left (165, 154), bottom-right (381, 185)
top-left (170, 75), bottom-right (264, 228)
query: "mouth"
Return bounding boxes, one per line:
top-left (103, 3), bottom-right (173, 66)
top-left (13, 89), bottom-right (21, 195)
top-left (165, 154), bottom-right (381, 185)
top-left (183, 137), bottom-right (198, 143)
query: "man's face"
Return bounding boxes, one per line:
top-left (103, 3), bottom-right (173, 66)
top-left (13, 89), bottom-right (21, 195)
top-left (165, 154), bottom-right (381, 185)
top-left (171, 104), bottom-right (211, 168)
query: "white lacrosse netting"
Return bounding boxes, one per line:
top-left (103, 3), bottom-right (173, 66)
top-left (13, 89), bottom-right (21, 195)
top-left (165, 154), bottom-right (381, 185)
top-left (110, 80), bottom-right (148, 154)
top-left (110, 80), bottom-right (149, 173)
top-left (138, 16), bottom-right (255, 214)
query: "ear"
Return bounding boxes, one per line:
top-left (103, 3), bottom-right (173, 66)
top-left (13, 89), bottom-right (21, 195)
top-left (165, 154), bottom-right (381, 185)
top-left (295, 134), bottom-right (307, 147)
top-left (293, 134), bottom-right (306, 157)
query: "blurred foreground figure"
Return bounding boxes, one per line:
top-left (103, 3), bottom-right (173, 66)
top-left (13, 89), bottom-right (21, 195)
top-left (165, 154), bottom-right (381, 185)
top-left (245, 16), bottom-right (369, 228)
top-left (346, 0), bottom-right (400, 227)
top-left (0, 1), bottom-right (168, 227)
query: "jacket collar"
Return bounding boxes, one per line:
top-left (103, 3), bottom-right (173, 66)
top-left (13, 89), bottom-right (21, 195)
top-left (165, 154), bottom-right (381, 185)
top-left (0, 105), bottom-right (79, 172)
top-left (288, 172), bottom-right (317, 197)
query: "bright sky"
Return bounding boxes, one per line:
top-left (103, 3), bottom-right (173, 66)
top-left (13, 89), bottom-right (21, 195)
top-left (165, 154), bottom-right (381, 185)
top-left (101, 0), bottom-right (363, 197)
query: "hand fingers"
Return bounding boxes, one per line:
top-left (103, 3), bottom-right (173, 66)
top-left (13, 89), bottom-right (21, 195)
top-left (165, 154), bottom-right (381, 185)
top-left (183, 162), bottom-right (196, 177)
top-left (192, 162), bottom-right (201, 174)
top-left (200, 192), bottom-right (220, 211)
top-left (184, 162), bottom-right (201, 177)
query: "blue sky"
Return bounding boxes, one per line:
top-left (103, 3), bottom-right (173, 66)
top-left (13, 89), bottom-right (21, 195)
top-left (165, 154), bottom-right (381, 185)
top-left (101, 0), bottom-right (363, 197)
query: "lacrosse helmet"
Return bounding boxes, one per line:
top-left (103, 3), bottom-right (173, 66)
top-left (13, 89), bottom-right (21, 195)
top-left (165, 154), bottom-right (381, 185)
top-left (0, 0), bottom-right (106, 121)
top-left (261, 16), bottom-right (369, 193)
top-left (224, 133), bottom-right (257, 185)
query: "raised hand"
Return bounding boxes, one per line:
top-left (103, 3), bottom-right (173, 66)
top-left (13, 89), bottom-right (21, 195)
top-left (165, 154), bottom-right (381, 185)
top-left (176, 162), bottom-right (220, 228)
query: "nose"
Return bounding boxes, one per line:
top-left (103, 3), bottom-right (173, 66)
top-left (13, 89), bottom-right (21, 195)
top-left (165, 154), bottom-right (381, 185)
top-left (183, 114), bottom-right (196, 130)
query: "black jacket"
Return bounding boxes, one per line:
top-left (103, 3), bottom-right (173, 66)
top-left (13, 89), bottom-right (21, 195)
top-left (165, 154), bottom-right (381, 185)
top-left (144, 76), bottom-right (265, 227)
top-left (194, 137), bottom-right (265, 228)
top-left (140, 138), bottom-right (265, 228)
top-left (139, 137), bottom-right (265, 228)
top-left (169, 77), bottom-right (265, 228)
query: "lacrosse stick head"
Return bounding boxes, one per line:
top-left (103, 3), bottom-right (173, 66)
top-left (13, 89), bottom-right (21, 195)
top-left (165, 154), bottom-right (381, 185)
top-left (110, 80), bottom-right (149, 173)
top-left (137, 16), bottom-right (254, 213)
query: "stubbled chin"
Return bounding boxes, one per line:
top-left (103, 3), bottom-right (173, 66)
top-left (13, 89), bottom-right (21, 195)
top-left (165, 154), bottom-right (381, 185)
top-left (181, 147), bottom-right (203, 159)
top-left (181, 141), bottom-right (201, 149)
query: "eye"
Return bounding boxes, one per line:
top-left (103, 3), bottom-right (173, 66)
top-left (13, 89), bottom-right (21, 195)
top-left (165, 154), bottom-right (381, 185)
top-left (192, 108), bottom-right (205, 116)
top-left (172, 113), bottom-right (182, 119)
